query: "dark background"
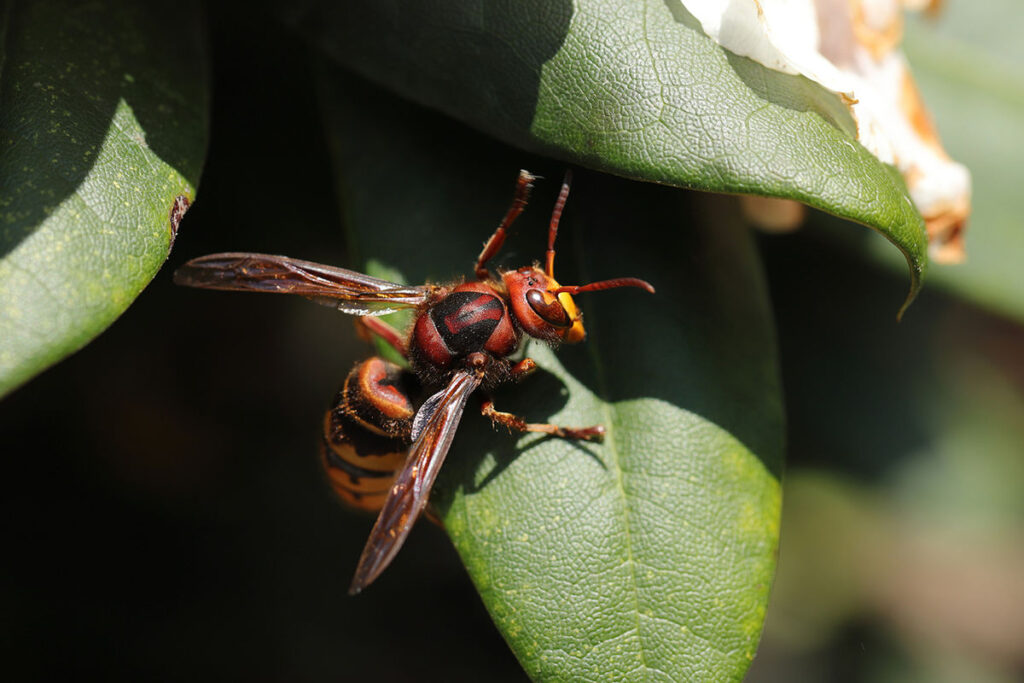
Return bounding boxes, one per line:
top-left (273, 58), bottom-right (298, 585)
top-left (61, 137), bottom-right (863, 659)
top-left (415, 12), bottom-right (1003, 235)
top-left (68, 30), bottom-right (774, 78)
top-left (4, 5), bottom-right (1023, 683)
top-left (0, 10), bottom-right (525, 682)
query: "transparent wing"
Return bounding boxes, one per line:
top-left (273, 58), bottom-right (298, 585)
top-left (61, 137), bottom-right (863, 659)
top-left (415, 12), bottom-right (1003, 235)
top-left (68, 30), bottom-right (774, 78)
top-left (348, 370), bottom-right (483, 594)
top-left (173, 252), bottom-right (433, 315)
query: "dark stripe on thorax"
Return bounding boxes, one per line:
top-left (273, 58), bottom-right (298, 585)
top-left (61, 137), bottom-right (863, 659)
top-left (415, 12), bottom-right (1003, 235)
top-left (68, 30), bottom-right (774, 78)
top-left (430, 291), bottom-right (504, 355)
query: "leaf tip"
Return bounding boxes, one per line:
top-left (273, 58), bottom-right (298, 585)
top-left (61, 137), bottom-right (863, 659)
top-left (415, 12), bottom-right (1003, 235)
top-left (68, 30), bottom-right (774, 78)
top-left (896, 252), bottom-right (926, 322)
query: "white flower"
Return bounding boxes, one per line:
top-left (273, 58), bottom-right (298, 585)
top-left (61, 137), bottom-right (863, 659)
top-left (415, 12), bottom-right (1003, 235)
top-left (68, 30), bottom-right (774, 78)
top-left (683, 0), bottom-right (970, 262)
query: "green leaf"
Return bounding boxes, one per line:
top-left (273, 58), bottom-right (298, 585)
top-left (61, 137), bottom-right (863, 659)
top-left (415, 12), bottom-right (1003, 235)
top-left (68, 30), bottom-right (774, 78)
top-left (289, 0), bottom-right (927, 314)
top-left (320, 70), bottom-right (783, 681)
top-left (897, 4), bottom-right (1024, 320)
top-left (0, 0), bottom-right (208, 396)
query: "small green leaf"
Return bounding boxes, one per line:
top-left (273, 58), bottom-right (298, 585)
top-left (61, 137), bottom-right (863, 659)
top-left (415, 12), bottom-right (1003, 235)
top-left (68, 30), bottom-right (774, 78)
top-left (320, 70), bottom-right (783, 681)
top-left (0, 0), bottom-right (208, 396)
top-left (289, 0), bottom-right (927, 313)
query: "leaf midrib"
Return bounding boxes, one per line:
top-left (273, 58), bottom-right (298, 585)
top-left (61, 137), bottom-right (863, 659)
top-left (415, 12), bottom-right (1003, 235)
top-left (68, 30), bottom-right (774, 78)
top-left (589, 334), bottom-right (655, 677)
top-left (573, 226), bottom-right (657, 677)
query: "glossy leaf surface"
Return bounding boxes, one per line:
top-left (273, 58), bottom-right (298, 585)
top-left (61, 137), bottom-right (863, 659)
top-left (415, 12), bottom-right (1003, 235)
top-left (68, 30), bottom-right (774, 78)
top-left (320, 71), bottom-right (783, 681)
top-left (0, 0), bottom-right (207, 395)
top-left (290, 0), bottom-right (927, 313)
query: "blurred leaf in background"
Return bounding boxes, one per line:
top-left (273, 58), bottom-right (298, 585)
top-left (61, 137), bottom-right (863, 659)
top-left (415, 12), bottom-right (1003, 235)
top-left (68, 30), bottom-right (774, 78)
top-left (748, 237), bottom-right (1024, 681)
top-left (746, 2), bottom-right (1024, 680)
top-left (832, 1), bottom-right (1024, 322)
top-left (902, 1), bottom-right (1024, 320)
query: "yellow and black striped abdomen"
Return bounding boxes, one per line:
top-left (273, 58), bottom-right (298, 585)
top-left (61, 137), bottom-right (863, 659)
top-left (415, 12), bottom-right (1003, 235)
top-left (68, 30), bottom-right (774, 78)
top-left (320, 358), bottom-right (418, 512)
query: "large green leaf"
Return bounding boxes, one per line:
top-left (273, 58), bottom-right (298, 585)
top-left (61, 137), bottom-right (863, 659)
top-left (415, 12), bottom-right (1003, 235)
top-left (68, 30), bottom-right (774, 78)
top-left (0, 0), bottom-right (207, 396)
top-left (288, 0), bottom-right (927, 314)
top-left (320, 71), bottom-right (783, 681)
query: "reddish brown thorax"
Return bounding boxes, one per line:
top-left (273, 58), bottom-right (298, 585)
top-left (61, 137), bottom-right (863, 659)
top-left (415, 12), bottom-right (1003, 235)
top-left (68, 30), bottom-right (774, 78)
top-left (409, 282), bottom-right (520, 372)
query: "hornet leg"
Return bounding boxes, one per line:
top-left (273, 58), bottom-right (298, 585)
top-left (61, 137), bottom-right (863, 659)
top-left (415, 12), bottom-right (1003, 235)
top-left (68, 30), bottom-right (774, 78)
top-left (474, 170), bottom-right (536, 280)
top-left (481, 396), bottom-right (605, 442)
top-left (355, 316), bottom-right (407, 358)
